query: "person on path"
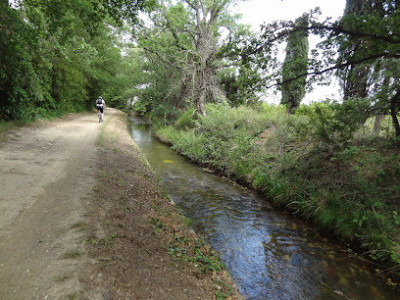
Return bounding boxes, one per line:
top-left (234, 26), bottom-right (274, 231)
top-left (96, 96), bottom-right (106, 122)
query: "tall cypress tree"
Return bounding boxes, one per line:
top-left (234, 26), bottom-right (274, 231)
top-left (281, 16), bottom-right (309, 113)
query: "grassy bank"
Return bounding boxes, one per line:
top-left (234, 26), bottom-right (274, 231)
top-left (83, 109), bottom-right (241, 299)
top-left (155, 103), bottom-right (400, 283)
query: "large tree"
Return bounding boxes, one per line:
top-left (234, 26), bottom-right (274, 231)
top-left (137, 0), bottom-right (242, 117)
top-left (184, 0), bottom-right (231, 116)
top-left (280, 16), bottom-right (309, 113)
top-left (338, 0), bottom-right (385, 100)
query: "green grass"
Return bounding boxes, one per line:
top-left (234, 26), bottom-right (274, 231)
top-left (168, 236), bottom-right (225, 275)
top-left (155, 103), bottom-right (400, 276)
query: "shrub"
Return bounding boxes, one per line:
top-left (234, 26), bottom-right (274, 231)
top-left (151, 104), bottom-right (181, 127)
top-left (175, 108), bottom-right (197, 130)
top-left (289, 99), bottom-right (372, 146)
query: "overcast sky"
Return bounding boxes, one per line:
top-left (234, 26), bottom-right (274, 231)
top-left (235, 0), bottom-right (346, 30)
top-left (232, 0), bottom-right (347, 104)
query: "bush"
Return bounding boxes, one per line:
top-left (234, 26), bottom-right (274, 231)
top-left (151, 104), bottom-right (181, 127)
top-left (175, 108), bottom-right (197, 130)
top-left (199, 103), bottom-right (275, 138)
top-left (157, 103), bottom-right (282, 171)
top-left (289, 99), bottom-right (372, 146)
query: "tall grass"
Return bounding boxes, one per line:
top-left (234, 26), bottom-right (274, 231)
top-left (155, 102), bottom-right (400, 275)
top-left (157, 103), bottom-right (284, 171)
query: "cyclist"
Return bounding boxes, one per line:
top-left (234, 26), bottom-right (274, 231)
top-left (96, 96), bottom-right (106, 122)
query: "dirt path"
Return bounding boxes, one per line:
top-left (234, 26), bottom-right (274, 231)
top-left (0, 109), bottom-right (241, 300)
top-left (0, 112), bottom-right (99, 299)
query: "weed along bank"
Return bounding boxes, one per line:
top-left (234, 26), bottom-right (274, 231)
top-left (148, 103), bottom-right (400, 299)
top-left (82, 109), bottom-right (241, 299)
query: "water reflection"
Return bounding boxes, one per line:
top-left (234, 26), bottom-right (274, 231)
top-left (129, 119), bottom-right (399, 300)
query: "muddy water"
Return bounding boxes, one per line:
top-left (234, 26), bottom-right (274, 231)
top-left (129, 118), bottom-right (399, 300)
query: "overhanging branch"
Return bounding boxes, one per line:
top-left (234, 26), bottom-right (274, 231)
top-left (267, 52), bottom-right (400, 88)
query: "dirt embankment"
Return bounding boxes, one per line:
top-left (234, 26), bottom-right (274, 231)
top-left (0, 109), bottom-right (241, 299)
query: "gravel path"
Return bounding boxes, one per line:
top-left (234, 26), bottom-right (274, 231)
top-left (0, 112), bottom-right (99, 299)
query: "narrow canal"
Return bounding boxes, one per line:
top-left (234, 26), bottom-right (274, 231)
top-left (129, 118), bottom-right (399, 300)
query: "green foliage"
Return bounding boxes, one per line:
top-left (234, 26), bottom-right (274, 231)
top-left (150, 217), bottom-right (167, 233)
top-left (276, 142), bottom-right (400, 268)
top-left (174, 108), bottom-right (197, 130)
top-left (133, 0), bottom-right (260, 119)
top-left (151, 104), bottom-right (182, 128)
top-left (0, 2), bottom-right (40, 121)
top-left (280, 16), bottom-right (309, 112)
top-left (288, 99), bottom-right (371, 146)
top-left (131, 2), bottom-right (196, 119)
top-left (1, 0), bottom-right (147, 122)
top-left (200, 104), bottom-right (272, 138)
top-left (132, 55), bottom-right (186, 120)
top-left (235, 0), bottom-right (400, 136)
top-left (157, 103), bottom-right (281, 170)
top-left (168, 236), bottom-right (225, 274)
top-left (218, 64), bottom-right (263, 107)
top-left (157, 101), bottom-right (400, 274)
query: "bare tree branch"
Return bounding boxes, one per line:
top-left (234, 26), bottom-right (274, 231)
top-left (251, 19), bottom-right (400, 55)
top-left (267, 51), bottom-right (400, 88)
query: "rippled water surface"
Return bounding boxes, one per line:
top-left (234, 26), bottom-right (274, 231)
top-left (129, 118), bottom-right (399, 300)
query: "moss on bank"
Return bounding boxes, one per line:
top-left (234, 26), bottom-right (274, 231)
top-left (155, 103), bottom-right (400, 283)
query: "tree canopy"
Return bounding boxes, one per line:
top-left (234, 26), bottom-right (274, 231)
top-left (134, 0), bottom-right (246, 119)
top-left (1, 0), bottom-right (400, 138)
top-left (0, 0), bottom-right (153, 121)
top-left (233, 0), bottom-right (400, 136)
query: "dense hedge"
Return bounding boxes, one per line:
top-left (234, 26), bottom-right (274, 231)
top-left (0, 1), bottom-right (135, 123)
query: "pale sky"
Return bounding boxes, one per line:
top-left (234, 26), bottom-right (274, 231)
top-left (235, 0), bottom-right (346, 29)
top-left (233, 0), bottom-right (347, 104)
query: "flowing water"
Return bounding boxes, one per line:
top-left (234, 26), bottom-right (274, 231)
top-left (129, 118), bottom-right (399, 300)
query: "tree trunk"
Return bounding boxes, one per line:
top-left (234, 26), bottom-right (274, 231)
top-left (196, 69), bottom-right (207, 116)
top-left (175, 76), bottom-right (191, 108)
top-left (343, 65), bottom-right (370, 100)
top-left (194, 23), bottom-right (213, 116)
top-left (195, 35), bottom-right (210, 116)
top-left (373, 114), bottom-right (385, 134)
top-left (191, 0), bottom-right (227, 117)
top-left (341, 0), bottom-right (377, 101)
top-left (390, 90), bottom-right (400, 137)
